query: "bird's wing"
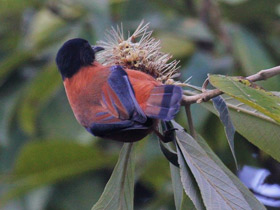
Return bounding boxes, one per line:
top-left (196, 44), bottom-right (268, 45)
top-left (126, 70), bottom-right (182, 121)
top-left (87, 65), bottom-right (149, 137)
top-left (97, 65), bottom-right (147, 124)
top-left (125, 69), bottom-right (161, 108)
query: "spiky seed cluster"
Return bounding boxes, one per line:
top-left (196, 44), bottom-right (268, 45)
top-left (96, 21), bottom-right (180, 83)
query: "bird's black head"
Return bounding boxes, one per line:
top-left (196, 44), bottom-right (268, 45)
top-left (56, 38), bottom-right (104, 79)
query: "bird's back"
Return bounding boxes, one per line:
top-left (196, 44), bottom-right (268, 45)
top-left (63, 62), bottom-right (111, 127)
top-left (125, 69), bottom-right (162, 109)
top-left (126, 69), bottom-right (182, 121)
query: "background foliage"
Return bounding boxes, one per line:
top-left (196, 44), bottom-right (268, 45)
top-left (1, 0), bottom-right (280, 209)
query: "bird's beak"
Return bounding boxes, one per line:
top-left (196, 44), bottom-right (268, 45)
top-left (92, 46), bottom-right (104, 53)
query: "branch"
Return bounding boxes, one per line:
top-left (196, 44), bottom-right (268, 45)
top-left (181, 65), bottom-right (280, 105)
top-left (246, 65), bottom-right (280, 81)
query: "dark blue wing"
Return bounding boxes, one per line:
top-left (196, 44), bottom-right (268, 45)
top-left (100, 65), bottom-right (147, 123)
top-left (87, 65), bottom-right (148, 137)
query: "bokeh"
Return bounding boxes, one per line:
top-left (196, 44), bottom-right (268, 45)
top-left (1, 0), bottom-right (280, 209)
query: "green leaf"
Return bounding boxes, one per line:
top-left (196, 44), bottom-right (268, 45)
top-left (170, 164), bottom-right (183, 210)
top-left (18, 63), bottom-right (61, 135)
top-left (209, 75), bottom-right (280, 123)
top-left (184, 86), bottom-right (280, 162)
top-left (195, 135), bottom-right (265, 210)
top-left (173, 121), bottom-right (254, 210)
top-left (1, 140), bottom-right (115, 208)
top-left (202, 93), bottom-right (280, 162)
top-left (159, 139), bottom-right (179, 167)
top-left (92, 143), bottom-right (135, 210)
top-left (170, 163), bottom-right (199, 210)
top-left (212, 96), bottom-right (237, 168)
top-left (176, 143), bottom-right (205, 210)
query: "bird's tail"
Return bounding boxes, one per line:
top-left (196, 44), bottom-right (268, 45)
top-left (144, 85), bottom-right (182, 121)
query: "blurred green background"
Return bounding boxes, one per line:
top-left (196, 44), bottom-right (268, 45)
top-left (1, 0), bottom-right (280, 209)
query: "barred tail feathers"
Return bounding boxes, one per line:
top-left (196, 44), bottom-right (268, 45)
top-left (144, 85), bottom-right (182, 121)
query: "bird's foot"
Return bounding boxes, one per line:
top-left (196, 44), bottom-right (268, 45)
top-left (154, 128), bottom-right (178, 143)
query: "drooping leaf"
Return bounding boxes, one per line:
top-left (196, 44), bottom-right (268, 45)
top-left (160, 141), bottom-right (179, 167)
top-left (184, 87), bottom-right (280, 162)
top-left (209, 75), bottom-right (280, 123)
top-left (92, 143), bottom-right (135, 210)
top-left (203, 93), bottom-right (280, 162)
top-left (170, 164), bottom-right (197, 210)
top-left (173, 121), bottom-right (253, 210)
top-left (0, 140), bottom-right (115, 207)
top-left (176, 144), bottom-right (205, 210)
top-left (212, 96), bottom-right (237, 167)
top-left (195, 134), bottom-right (265, 210)
top-left (158, 121), bottom-right (179, 167)
top-left (170, 164), bottom-right (183, 210)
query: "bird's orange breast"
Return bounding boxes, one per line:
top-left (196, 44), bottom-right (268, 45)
top-left (63, 62), bottom-right (110, 126)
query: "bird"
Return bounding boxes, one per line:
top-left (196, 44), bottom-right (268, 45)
top-left (55, 38), bottom-right (182, 142)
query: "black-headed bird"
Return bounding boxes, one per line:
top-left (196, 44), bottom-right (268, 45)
top-left (56, 38), bottom-right (182, 142)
